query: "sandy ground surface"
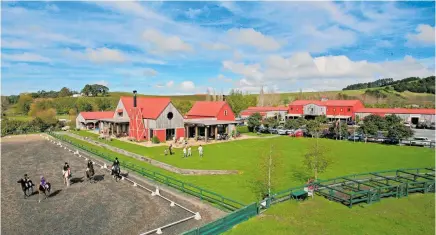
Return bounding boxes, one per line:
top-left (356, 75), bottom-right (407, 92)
top-left (1, 135), bottom-right (225, 235)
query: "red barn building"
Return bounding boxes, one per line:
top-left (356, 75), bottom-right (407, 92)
top-left (184, 101), bottom-right (239, 141)
top-left (97, 91), bottom-right (185, 142)
top-left (288, 99), bottom-right (364, 121)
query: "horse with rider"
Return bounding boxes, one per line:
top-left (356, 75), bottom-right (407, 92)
top-left (17, 174), bottom-right (35, 198)
top-left (38, 176), bottom-right (51, 203)
top-left (111, 157), bottom-right (121, 181)
top-left (62, 162), bottom-right (72, 186)
top-left (85, 159), bottom-right (95, 183)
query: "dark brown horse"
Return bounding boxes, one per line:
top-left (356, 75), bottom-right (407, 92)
top-left (38, 182), bottom-right (51, 203)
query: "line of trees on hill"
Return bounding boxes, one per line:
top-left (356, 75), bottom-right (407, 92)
top-left (343, 76), bottom-right (435, 94)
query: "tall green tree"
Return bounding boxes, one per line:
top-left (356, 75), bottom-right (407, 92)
top-left (59, 87), bottom-right (73, 97)
top-left (306, 120), bottom-right (322, 138)
top-left (303, 139), bottom-right (331, 180)
top-left (247, 113), bottom-right (262, 132)
top-left (16, 94), bottom-right (33, 115)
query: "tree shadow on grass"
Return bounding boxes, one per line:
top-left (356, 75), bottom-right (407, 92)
top-left (291, 166), bottom-right (312, 183)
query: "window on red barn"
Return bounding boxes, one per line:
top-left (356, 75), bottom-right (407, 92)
top-left (290, 108), bottom-right (293, 111)
top-left (224, 110), bottom-right (228, 116)
top-left (340, 108), bottom-right (343, 112)
top-left (296, 108), bottom-right (299, 111)
top-left (333, 108), bottom-right (336, 112)
top-left (347, 108), bottom-right (351, 112)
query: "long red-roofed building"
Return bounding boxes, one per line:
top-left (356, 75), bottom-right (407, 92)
top-left (288, 99), bottom-right (365, 120)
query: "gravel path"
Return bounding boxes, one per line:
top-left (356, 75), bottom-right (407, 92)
top-left (1, 135), bottom-right (223, 235)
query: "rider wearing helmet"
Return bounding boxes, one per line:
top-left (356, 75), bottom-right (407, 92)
top-left (40, 176), bottom-right (48, 190)
top-left (87, 159), bottom-right (93, 169)
top-left (112, 158), bottom-right (120, 176)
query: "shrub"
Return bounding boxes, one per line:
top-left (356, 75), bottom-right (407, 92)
top-left (151, 136), bottom-right (160, 144)
top-left (236, 125), bottom-right (249, 133)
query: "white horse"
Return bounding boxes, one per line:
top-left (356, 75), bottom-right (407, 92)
top-left (62, 168), bottom-right (71, 187)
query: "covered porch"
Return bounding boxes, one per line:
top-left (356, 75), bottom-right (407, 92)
top-left (99, 118), bottom-right (130, 137)
top-left (184, 120), bottom-right (239, 142)
top-left (326, 115), bottom-right (352, 121)
top-left (78, 120), bottom-right (99, 130)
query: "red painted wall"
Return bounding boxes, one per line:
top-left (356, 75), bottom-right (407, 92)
top-left (175, 128), bottom-right (185, 140)
top-left (216, 103), bottom-right (236, 121)
top-left (153, 129), bottom-right (166, 142)
top-left (288, 102), bottom-right (365, 120)
top-left (288, 105), bottom-right (304, 115)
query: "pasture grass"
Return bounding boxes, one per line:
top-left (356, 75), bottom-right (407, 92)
top-left (224, 194), bottom-right (435, 235)
top-left (66, 131), bottom-right (435, 204)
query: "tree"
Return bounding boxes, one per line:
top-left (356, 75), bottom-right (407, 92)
top-left (303, 139), bottom-right (331, 180)
top-left (35, 108), bottom-right (58, 126)
top-left (76, 99), bottom-right (93, 112)
top-left (1, 96), bottom-right (9, 116)
top-left (296, 117), bottom-right (307, 128)
top-left (247, 113), bottom-right (262, 132)
top-left (263, 117), bottom-right (279, 128)
top-left (284, 119), bottom-right (299, 129)
top-left (81, 84), bottom-right (109, 97)
top-left (173, 100), bottom-right (193, 115)
top-left (306, 120), bottom-right (321, 138)
top-left (388, 123), bottom-right (414, 140)
top-left (16, 94), bottom-right (33, 115)
top-left (328, 121), bottom-right (349, 139)
top-left (59, 87), bottom-right (73, 97)
top-left (257, 86), bottom-right (265, 107)
top-left (226, 89), bottom-right (246, 116)
top-left (250, 145), bottom-right (284, 200)
top-left (315, 115), bottom-right (328, 124)
top-left (68, 108), bottom-right (77, 128)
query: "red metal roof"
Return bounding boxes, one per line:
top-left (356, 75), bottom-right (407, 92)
top-left (356, 108), bottom-right (436, 115)
top-left (246, 106), bottom-right (288, 111)
top-left (240, 111), bottom-right (266, 116)
top-left (120, 96), bottom-right (171, 119)
top-left (80, 111), bottom-right (114, 120)
top-left (290, 100), bottom-right (362, 107)
top-left (186, 101), bottom-right (227, 117)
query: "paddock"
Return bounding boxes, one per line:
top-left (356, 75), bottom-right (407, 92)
top-left (1, 135), bottom-right (223, 235)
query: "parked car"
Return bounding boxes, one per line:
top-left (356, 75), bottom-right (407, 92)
top-left (348, 134), bottom-right (363, 141)
top-left (277, 129), bottom-right (288, 135)
top-left (268, 128), bottom-right (278, 134)
top-left (347, 120), bottom-right (356, 126)
top-left (430, 122), bottom-right (435, 130)
top-left (383, 138), bottom-right (399, 145)
top-left (289, 129), bottom-right (304, 137)
top-left (411, 137), bottom-right (430, 147)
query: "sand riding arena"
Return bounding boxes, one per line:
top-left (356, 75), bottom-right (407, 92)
top-left (1, 134), bottom-right (224, 235)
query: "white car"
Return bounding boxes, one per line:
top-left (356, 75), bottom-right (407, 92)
top-left (277, 129), bottom-right (288, 135)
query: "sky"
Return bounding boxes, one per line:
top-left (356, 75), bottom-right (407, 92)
top-left (1, 1), bottom-right (435, 96)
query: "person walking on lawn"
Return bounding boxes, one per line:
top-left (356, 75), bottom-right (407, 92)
top-left (198, 145), bottom-right (203, 158)
top-left (188, 146), bottom-right (192, 157)
top-left (183, 146), bottom-right (187, 158)
top-left (169, 144), bottom-right (173, 155)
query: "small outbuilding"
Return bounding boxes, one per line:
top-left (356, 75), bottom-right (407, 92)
top-left (76, 111), bottom-right (114, 130)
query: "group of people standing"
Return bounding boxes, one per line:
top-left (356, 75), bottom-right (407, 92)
top-left (182, 145), bottom-right (203, 158)
top-left (164, 142), bottom-right (204, 158)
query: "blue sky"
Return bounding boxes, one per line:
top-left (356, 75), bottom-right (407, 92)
top-left (1, 1), bottom-right (435, 96)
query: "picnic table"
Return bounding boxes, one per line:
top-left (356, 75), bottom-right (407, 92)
top-left (291, 190), bottom-right (308, 201)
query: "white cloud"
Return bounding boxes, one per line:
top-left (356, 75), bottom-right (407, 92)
top-left (180, 81), bottom-right (195, 90)
top-left (407, 24), bottom-right (435, 46)
top-left (95, 80), bottom-right (109, 87)
top-left (166, 81), bottom-right (174, 87)
top-left (202, 42), bottom-right (230, 51)
top-left (86, 48), bottom-right (126, 63)
top-left (301, 25), bottom-right (357, 53)
top-left (2, 52), bottom-right (51, 62)
top-left (186, 8), bottom-right (203, 19)
top-left (224, 53), bottom-right (435, 91)
top-left (142, 29), bottom-right (192, 54)
top-left (1, 40), bottom-right (33, 49)
top-left (209, 74), bottom-right (233, 83)
top-left (227, 28), bottom-right (281, 51)
top-left (143, 68), bottom-right (158, 77)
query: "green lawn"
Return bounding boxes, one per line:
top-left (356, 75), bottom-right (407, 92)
top-left (67, 131), bottom-right (435, 204)
top-left (224, 194), bottom-right (435, 235)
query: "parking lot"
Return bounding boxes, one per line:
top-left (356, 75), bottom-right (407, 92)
top-left (413, 129), bottom-right (436, 141)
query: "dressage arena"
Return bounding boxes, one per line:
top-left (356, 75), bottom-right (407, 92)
top-left (1, 135), bottom-right (225, 235)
